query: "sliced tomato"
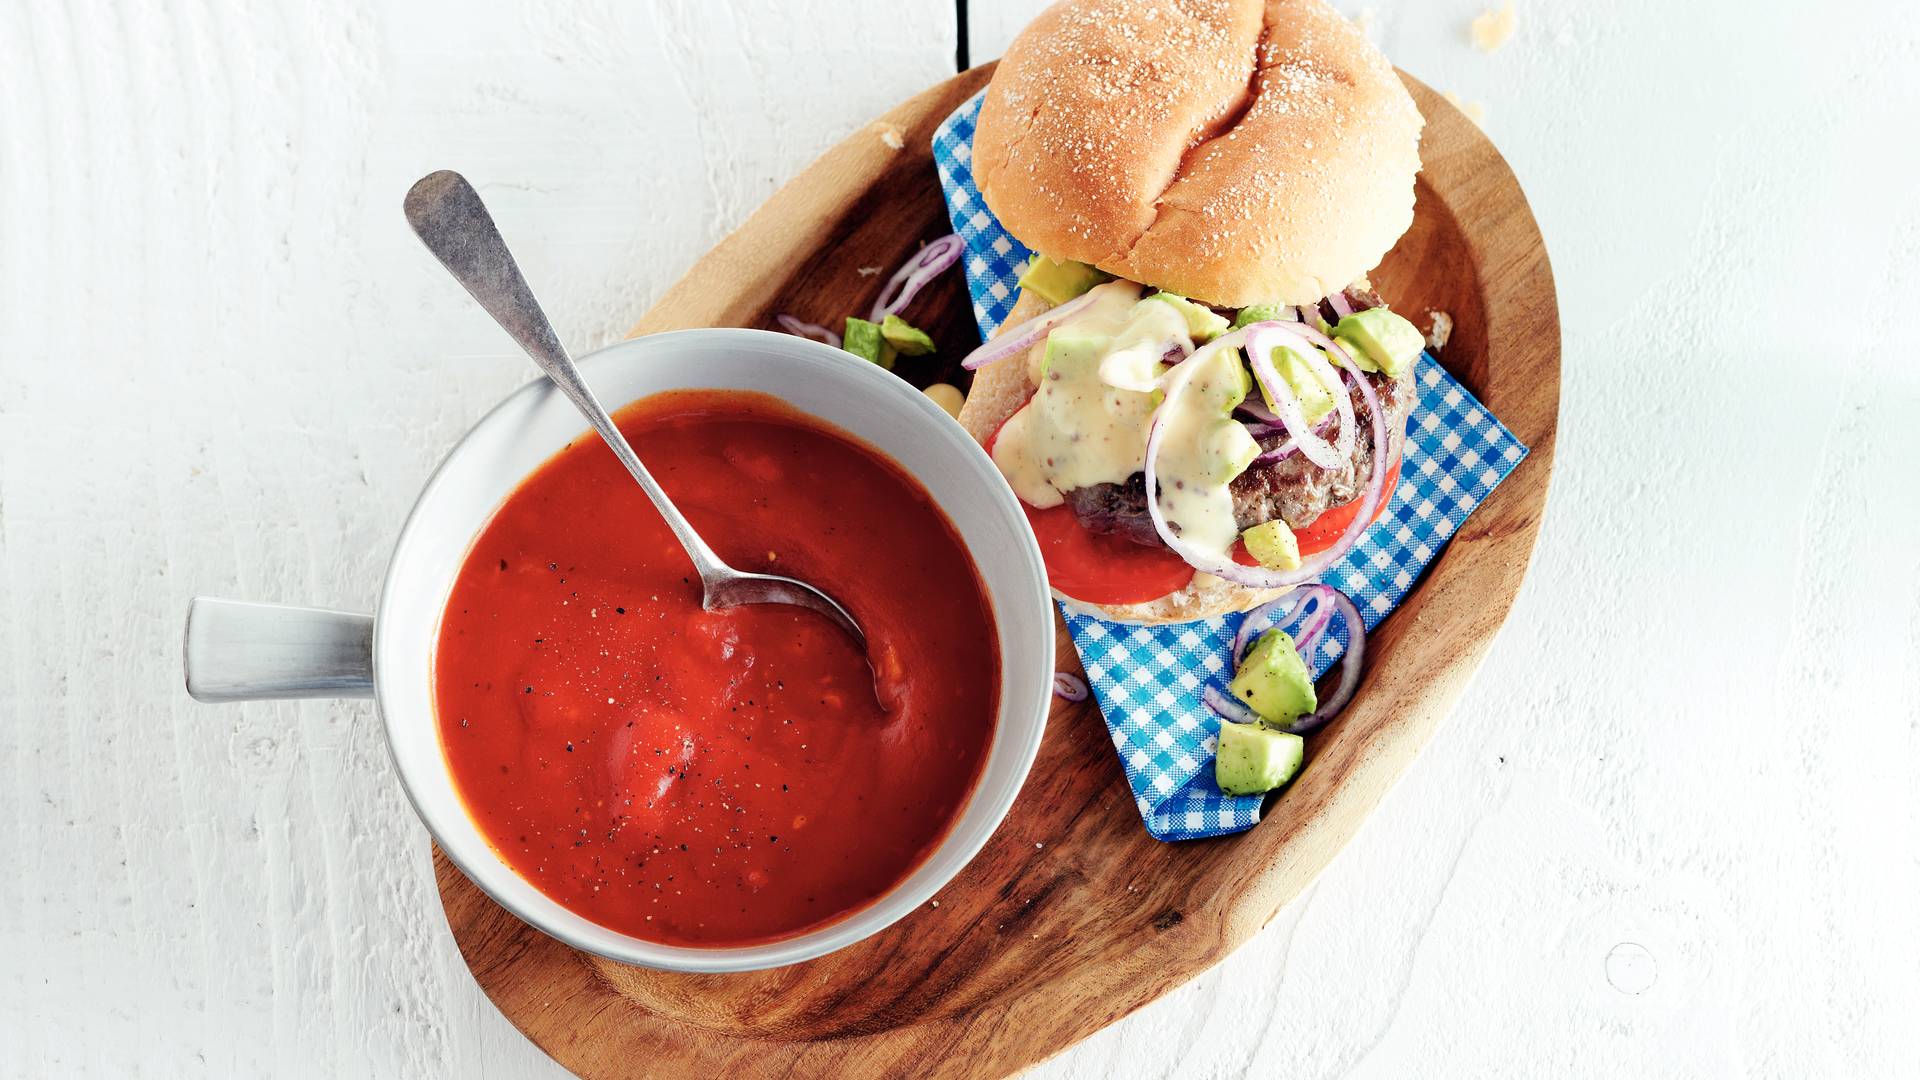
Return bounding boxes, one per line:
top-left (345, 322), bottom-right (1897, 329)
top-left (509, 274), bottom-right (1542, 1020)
top-left (1022, 500), bottom-right (1197, 605)
top-left (989, 412), bottom-right (1195, 605)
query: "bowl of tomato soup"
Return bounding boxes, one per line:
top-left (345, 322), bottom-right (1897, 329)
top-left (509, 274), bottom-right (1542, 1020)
top-left (330, 329), bottom-right (1051, 972)
top-left (434, 383), bottom-right (1004, 955)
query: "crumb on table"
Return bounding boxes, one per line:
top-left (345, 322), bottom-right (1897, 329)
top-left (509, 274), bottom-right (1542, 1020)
top-left (1472, 2), bottom-right (1518, 53)
top-left (1442, 90), bottom-right (1488, 128)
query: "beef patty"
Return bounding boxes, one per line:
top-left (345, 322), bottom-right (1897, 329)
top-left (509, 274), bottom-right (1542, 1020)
top-left (1063, 364), bottom-right (1417, 548)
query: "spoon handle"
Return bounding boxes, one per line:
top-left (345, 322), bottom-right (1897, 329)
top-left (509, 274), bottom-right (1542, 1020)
top-left (403, 170), bottom-right (731, 582)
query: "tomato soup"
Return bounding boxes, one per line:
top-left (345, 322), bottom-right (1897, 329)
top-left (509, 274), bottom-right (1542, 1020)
top-left (433, 389), bottom-right (999, 947)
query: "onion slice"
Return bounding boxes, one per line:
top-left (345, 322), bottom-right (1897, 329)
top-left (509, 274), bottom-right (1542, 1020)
top-left (1209, 586), bottom-right (1366, 737)
top-left (1243, 323), bottom-right (1354, 469)
top-left (1144, 333), bottom-right (1390, 589)
top-left (1291, 593), bottom-right (1337, 657)
top-left (1271, 588), bottom-right (1365, 734)
top-left (1052, 672), bottom-right (1089, 702)
top-left (960, 289), bottom-right (1104, 371)
top-left (1202, 684), bottom-right (1264, 727)
top-left (868, 233), bottom-right (964, 322)
top-left (1232, 585), bottom-right (1314, 664)
top-left (775, 314), bottom-right (840, 349)
top-left (1237, 395), bottom-right (1280, 424)
top-left (1327, 290), bottom-right (1355, 319)
top-left (1228, 584), bottom-right (1336, 661)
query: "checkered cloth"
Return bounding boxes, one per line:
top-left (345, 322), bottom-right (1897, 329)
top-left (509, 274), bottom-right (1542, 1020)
top-left (933, 91), bottom-right (1529, 840)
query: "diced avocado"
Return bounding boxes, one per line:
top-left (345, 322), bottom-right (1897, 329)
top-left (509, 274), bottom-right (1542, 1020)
top-left (843, 317), bottom-right (893, 370)
top-left (1330, 307), bottom-right (1423, 379)
top-left (1017, 256), bottom-right (1111, 305)
top-left (1214, 719), bottom-right (1305, 796)
top-left (1147, 293), bottom-right (1232, 343)
top-left (1201, 419), bottom-right (1261, 485)
top-left (1232, 303), bottom-right (1291, 329)
top-left (880, 314), bottom-right (936, 356)
top-left (1241, 520), bottom-right (1302, 570)
top-left (1256, 345), bottom-right (1337, 425)
top-left (1228, 349), bottom-right (1253, 401)
top-left (1038, 326), bottom-right (1112, 381)
top-left (1228, 628), bottom-right (1318, 727)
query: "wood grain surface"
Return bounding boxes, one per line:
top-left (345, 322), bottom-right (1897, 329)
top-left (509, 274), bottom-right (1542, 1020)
top-left (431, 63), bottom-right (1560, 1079)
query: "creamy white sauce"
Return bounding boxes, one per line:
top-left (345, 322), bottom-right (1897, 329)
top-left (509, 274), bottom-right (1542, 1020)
top-left (991, 283), bottom-right (1256, 564)
top-left (1151, 342), bottom-right (1258, 556)
top-left (993, 282), bottom-right (1192, 507)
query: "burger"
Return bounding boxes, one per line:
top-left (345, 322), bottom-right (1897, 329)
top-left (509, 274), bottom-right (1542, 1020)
top-left (956, 0), bottom-right (1430, 624)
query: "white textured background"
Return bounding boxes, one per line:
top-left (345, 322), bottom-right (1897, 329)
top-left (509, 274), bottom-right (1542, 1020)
top-left (4, 1), bottom-right (1917, 1076)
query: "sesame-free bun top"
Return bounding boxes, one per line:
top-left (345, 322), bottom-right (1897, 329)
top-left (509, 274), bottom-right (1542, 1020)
top-left (972, 0), bottom-right (1422, 308)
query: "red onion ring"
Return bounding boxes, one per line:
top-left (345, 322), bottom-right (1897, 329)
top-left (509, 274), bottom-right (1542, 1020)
top-left (1272, 588), bottom-right (1365, 734)
top-left (1144, 334), bottom-right (1390, 589)
top-left (1253, 438), bottom-right (1297, 465)
top-left (868, 233), bottom-right (964, 322)
top-left (1209, 586), bottom-right (1366, 736)
top-left (1237, 396), bottom-right (1280, 424)
top-left (1327, 290), bottom-right (1355, 319)
top-left (775, 314), bottom-right (840, 349)
top-left (1052, 672), bottom-right (1089, 702)
top-left (1244, 324), bottom-right (1354, 469)
top-left (960, 289), bottom-right (1103, 371)
top-left (1298, 304), bottom-right (1323, 327)
top-left (1231, 586), bottom-right (1310, 664)
top-left (1291, 594), bottom-right (1337, 656)
top-left (1202, 684), bottom-right (1264, 727)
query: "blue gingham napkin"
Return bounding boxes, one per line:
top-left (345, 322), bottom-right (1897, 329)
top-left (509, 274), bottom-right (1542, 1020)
top-left (933, 91), bottom-right (1529, 840)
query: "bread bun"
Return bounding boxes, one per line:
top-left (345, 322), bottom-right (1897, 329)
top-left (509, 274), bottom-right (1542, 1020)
top-left (961, 291), bottom-right (1289, 625)
top-left (972, 0), bottom-right (1422, 308)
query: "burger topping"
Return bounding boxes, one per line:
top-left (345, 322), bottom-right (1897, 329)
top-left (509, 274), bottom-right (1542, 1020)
top-left (1145, 293), bottom-right (1232, 342)
top-left (1016, 255), bottom-right (1111, 304)
top-left (1329, 307), bottom-right (1424, 379)
top-left (1241, 519), bottom-right (1303, 571)
top-left (990, 281), bottom-right (1189, 507)
top-left (1144, 325), bottom-right (1393, 588)
top-left (1140, 335), bottom-right (1261, 560)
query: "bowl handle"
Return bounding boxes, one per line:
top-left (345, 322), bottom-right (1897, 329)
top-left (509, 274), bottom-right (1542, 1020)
top-left (184, 597), bottom-right (375, 702)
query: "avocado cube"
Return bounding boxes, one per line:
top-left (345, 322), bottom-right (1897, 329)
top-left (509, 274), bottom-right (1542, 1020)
top-left (1228, 628), bottom-right (1318, 727)
top-left (1241, 520), bottom-right (1302, 570)
top-left (843, 317), bottom-right (893, 369)
top-left (1257, 345), bottom-right (1337, 425)
top-left (1231, 303), bottom-right (1292, 329)
top-left (1202, 419), bottom-right (1261, 485)
top-left (1214, 719), bottom-right (1306, 796)
top-left (1017, 256), bottom-right (1111, 305)
top-left (1146, 293), bottom-right (1232, 343)
top-left (1330, 307), bottom-right (1423, 379)
top-left (1037, 326), bottom-right (1111, 381)
top-left (880, 314), bottom-right (936, 356)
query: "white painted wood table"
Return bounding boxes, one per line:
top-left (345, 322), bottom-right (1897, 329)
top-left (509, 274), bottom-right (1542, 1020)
top-left (5, 1), bottom-right (1918, 1076)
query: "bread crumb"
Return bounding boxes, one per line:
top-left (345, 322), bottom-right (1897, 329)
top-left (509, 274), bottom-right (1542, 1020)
top-left (856, 265), bottom-right (883, 277)
top-left (876, 123), bottom-right (905, 150)
top-left (930, 900), bottom-right (940, 908)
top-left (1442, 91), bottom-right (1487, 128)
top-left (1471, 2), bottom-right (1517, 53)
top-left (1425, 310), bottom-right (1453, 350)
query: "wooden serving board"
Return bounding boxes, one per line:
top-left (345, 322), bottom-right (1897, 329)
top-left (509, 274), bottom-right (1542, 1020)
top-left (433, 64), bottom-right (1559, 1079)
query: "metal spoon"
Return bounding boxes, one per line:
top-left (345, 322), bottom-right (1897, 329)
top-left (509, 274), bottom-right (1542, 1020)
top-left (403, 169), bottom-right (870, 658)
